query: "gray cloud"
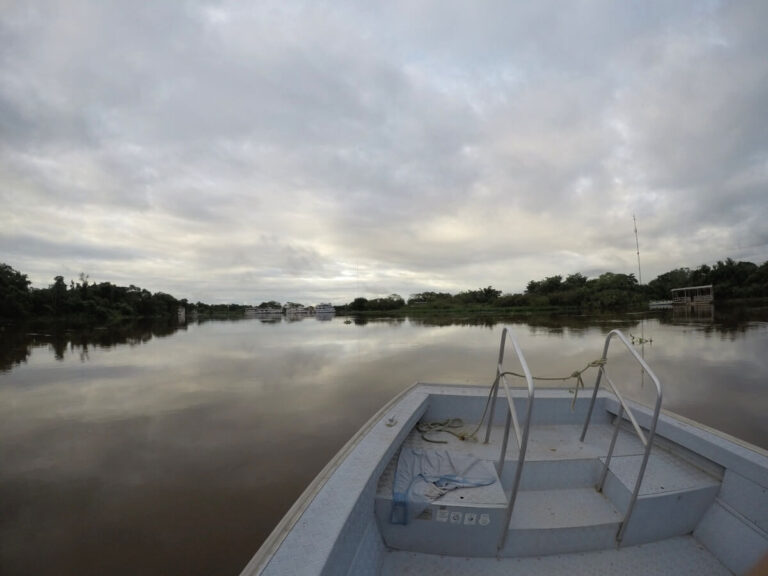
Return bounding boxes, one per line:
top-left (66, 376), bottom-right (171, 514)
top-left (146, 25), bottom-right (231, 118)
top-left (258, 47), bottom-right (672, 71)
top-left (2, 0), bottom-right (766, 303)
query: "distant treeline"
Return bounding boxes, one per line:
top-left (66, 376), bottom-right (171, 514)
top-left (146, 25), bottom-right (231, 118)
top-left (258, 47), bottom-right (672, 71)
top-left (0, 264), bottom-right (247, 323)
top-left (336, 258), bottom-right (768, 313)
top-left (2, 258), bottom-right (766, 323)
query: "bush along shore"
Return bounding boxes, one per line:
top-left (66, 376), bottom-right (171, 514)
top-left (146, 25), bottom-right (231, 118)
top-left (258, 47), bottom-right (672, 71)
top-left (0, 264), bottom-right (249, 326)
top-left (336, 258), bottom-right (768, 314)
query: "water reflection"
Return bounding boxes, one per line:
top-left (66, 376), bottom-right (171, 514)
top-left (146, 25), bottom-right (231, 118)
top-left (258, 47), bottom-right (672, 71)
top-left (0, 310), bottom-right (766, 576)
top-left (670, 303), bottom-right (715, 323)
top-left (0, 319), bottom-right (184, 372)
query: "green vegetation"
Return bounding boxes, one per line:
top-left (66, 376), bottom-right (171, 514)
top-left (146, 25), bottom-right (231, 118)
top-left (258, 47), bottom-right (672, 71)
top-left (347, 294), bottom-right (406, 311)
top-left (646, 258), bottom-right (768, 300)
top-left (0, 264), bottom-right (247, 325)
top-left (2, 257), bottom-right (766, 324)
top-left (337, 259), bottom-right (768, 314)
top-left (335, 274), bottom-right (647, 314)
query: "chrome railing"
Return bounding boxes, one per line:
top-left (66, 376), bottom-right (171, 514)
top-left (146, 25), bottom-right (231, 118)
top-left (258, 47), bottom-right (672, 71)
top-left (483, 327), bottom-right (535, 552)
top-left (579, 329), bottom-right (663, 544)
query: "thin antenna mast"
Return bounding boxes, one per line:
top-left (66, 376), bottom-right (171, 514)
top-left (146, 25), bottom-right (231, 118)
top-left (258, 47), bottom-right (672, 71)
top-left (632, 214), bottom-right (651, 369)
top-left (633, 214), bottom-right (642, 284)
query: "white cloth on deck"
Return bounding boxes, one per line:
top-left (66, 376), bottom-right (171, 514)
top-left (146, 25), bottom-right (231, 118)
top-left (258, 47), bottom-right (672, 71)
top-left (390, 447), bottom-right (496, 525)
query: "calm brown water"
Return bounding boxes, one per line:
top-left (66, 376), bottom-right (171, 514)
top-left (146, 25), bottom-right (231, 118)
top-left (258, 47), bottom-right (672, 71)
top-left (1, 310), bottom-right (766, 575)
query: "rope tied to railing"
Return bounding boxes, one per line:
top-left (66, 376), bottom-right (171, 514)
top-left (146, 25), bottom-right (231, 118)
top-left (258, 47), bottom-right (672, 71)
top-left (498, 358), bottom-right (607, 411)
top-left (416, 358), bottom-right (608, 443)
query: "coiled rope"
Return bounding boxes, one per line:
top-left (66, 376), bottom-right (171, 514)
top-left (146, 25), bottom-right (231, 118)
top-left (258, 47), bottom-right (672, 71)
top-left (417, 358), bottom-right (607, 444)
top-left (417, 418), bottom-right (471, 443)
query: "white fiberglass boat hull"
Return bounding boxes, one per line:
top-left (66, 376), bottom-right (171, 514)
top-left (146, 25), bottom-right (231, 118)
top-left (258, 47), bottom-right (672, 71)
top-left (241, 384), bottom-right (768, 575)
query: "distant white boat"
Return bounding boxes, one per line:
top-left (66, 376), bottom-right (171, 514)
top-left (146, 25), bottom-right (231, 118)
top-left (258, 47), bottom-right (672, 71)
top-left (315, 303), bottom-right (335, 315)
top-left (247, 307), bottom-right (281, 317)
top-left (240, 328), bottom-right (768, 576)
top-left (256, 307), bottom-right (282, 315)
top-left (284, 304), bottom-right (308, 315)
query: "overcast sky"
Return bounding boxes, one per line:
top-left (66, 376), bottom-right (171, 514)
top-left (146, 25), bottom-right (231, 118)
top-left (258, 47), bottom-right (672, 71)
top-left (2, 1), bottom-right (767, 304)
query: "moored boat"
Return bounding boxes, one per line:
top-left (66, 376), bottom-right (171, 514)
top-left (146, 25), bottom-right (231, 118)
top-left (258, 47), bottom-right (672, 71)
top-left (315, 303), bottom-right (336, 315)
top-left (240, 328), bottom-right (768, 575)
top-left (315, 303), bottom-right (336, 320)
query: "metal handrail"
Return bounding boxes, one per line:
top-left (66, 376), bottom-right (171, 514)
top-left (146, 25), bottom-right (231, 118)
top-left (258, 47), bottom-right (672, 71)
top-left (483, 327), bottom-right (535, 552)
top-left (579, 329), bottom-right (663, 544)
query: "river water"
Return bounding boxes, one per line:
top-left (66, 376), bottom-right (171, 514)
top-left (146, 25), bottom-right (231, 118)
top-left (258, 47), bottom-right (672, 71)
top-left (1, 308), bottom-right (766, 575)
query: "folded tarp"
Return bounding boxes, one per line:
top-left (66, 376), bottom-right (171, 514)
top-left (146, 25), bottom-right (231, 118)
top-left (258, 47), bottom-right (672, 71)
top-left (390, 447), bottom-right (496, 525)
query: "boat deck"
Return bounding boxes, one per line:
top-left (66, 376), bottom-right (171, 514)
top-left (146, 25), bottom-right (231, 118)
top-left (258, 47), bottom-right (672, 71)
top-left (245, 384), bottom-right (768, 576)
top-left (376, 414), bottom-right (722, 560)
top-left (381, 535), bottom-right (731, 575)
top-left (377, 420), bottom-right (719, 502)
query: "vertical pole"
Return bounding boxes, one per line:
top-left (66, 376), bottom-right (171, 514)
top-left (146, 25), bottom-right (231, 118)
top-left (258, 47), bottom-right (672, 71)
top-left (598, 404), bottom-right (623, 492)
top-left (485, 328), bottom-right (507, 444)
top-left (580, 333), bottom-right (613, 442)
top-left (634, 213), bottom-right (646, 364)
top-left (633, 214), bottom-right (642, 285)
top-left (497, 405), bottom-right (512, 475)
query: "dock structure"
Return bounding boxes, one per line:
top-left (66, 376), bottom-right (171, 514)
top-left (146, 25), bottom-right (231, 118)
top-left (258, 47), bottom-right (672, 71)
top-left (671, 284), bottom-right (714, 305)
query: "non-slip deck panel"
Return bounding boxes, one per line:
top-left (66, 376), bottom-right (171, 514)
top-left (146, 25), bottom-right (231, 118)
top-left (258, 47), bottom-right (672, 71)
top-left (509, 488), bottom-right (621, 530)
top-left (606, 451), bottom-right (720, 496)
top-left (380, 535), bottom-right (732, 576)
